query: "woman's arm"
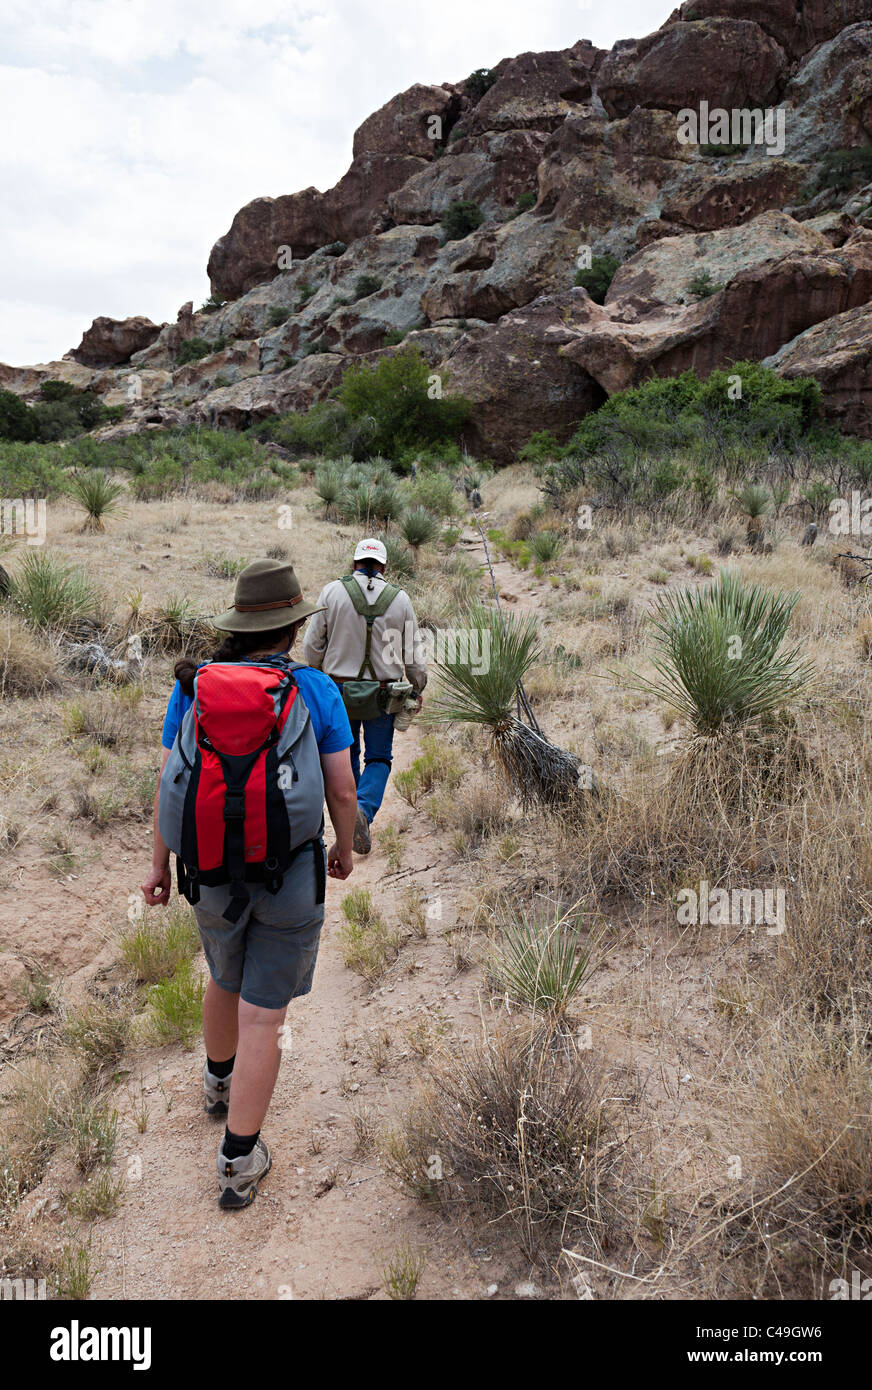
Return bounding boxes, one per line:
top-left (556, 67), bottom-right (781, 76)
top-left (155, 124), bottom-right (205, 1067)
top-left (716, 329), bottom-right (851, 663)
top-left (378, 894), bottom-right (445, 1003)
top-left (320, 748), bottom-right (357, 880)
top-left (141, 747), bottom-right (172, 906)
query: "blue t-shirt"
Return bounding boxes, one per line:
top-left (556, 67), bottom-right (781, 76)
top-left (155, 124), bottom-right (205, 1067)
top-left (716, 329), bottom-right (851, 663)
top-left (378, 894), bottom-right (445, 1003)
top-left (161, 662), bottom-right (353, 755)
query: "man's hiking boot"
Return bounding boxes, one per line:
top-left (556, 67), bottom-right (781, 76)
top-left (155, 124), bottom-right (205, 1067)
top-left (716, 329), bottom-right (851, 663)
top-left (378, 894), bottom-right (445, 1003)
top-left (353, 805), bottom-right (372, 855)
top-left (203, 1062), bottom-right (232, 1117)
top-left (217, 1137), bottom-right (272, 1209)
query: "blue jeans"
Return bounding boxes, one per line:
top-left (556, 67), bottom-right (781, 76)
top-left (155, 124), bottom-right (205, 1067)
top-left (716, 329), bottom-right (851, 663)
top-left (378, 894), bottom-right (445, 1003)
top-left (348, 709), bottom-right (395, 824)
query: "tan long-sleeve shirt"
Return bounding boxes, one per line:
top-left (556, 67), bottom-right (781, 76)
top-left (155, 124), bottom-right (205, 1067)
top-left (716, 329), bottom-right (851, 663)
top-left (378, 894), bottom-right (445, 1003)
top-left (302, 572), bottom-right (428, 691)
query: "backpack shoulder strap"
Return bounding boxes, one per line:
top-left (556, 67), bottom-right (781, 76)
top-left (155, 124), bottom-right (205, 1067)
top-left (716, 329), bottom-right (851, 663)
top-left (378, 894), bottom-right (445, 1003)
top-left (339, 575), bottom-right (401, 679)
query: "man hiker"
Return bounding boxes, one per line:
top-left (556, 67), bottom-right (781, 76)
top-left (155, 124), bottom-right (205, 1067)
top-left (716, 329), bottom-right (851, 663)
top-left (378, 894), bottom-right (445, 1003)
top-left (141, 559), bottom-right (358, 1209)
top-left (303, 537), bottom-right (427, 855)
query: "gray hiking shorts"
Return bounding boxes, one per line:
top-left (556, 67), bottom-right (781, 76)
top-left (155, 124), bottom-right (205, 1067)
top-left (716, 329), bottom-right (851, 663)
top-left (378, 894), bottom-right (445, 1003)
top-left (192, 839), bottom-right (326, 1010)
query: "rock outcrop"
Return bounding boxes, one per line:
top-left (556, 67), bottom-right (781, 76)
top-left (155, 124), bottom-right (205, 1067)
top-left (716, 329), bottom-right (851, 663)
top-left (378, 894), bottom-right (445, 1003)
top-left (5, 1), bottom-right (872, 452)
top-left (71, 316), bottom-right (163, 367)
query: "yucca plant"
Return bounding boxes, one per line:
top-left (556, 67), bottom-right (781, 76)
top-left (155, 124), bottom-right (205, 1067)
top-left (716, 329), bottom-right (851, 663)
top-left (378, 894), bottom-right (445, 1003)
top-left (401, 505), bottom-right (439, 551)
top-left (530, 529), bottom-right (563, 564)
top-left (430, 601), bottom-right (585, 808)
top-left (314, 464), bottom-right (343, 516)
top-left (733, 482), bottom-right (770, 549)
top-left (380, 533), bottom-right (415, 580)
top-left (67, 470), bottom-right (127, 532)
top-left (488, 903), bottom-right (600, 1017)
top-left (371, 482), bottom-right (402, 524)
top-left (337, 481), bottom-right (377, 524)
top-left (4, 551), bottom-right (104, 634)
top-left (630, 569), bottom-right (814, 737)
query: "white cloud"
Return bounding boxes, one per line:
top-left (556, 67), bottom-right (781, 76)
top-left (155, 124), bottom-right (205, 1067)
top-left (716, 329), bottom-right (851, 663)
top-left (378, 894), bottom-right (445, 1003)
top-left (0, 0), bottom-right (672, 363)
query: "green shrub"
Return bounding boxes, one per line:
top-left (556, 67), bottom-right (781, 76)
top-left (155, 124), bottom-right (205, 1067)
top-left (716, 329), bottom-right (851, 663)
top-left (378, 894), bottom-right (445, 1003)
top-left (354, 274), bottom-right (383, 300)
top-left (687, 269), bottom-right (724, 300)
top-left (575, 253), bottom-right (620, 304)
top-left (176, 337), bottom-right (225, 365)
top-left (338, 347), bottom-right (470, 458)
top-left (465, 68), bottom-right (497, 101)
top-left (441, 200), bottom-right (484, 242)
top-left (513, 191), bottom-right (537, 215)
top-left (0, 388), bottom-right (36, 442)
top-left (268, 307), bottom-right (291, 328)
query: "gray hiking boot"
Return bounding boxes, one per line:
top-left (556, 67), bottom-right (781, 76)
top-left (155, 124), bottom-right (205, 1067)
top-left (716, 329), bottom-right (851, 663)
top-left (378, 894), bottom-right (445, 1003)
top-left (203, 1062), bottom-right (232, 1117)
top-left (217, 1137), bottom-right (272, 1210)
top-left (353, 804), bottom-right (371, 855)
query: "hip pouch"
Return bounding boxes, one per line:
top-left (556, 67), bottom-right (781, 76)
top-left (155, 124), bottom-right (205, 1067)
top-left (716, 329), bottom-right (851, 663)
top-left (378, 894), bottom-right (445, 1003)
top-left (158, 659), bottom-right (325, 923)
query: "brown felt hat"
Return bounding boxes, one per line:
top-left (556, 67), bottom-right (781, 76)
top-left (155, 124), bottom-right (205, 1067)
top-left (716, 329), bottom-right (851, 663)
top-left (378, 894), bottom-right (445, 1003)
top-left (212, 558), bottom-right (325, 633)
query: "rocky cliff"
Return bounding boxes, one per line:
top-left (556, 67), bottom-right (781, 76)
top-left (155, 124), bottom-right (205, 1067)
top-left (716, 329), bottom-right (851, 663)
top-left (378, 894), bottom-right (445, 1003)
top-left (4, 0), bottom-right (872, 460)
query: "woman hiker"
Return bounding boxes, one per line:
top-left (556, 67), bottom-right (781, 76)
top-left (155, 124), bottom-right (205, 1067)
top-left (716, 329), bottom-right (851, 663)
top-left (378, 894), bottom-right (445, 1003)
top-left (303, 537), bottom-right (427, 854)
top-left (141, 558), bottom-right (358, 1209)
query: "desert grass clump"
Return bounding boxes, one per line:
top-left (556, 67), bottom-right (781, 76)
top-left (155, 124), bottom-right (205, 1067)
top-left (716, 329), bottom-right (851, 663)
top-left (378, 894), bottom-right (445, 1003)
top-left (143, 958), bottom-right (205, 1047)
top-left (393, 735), bottom-right (464, 807)
top-left (65, 1168), bottom-right (124, 1219)
top-left (4, 551), bottom-right (103, 634)
top-left (0, 613), bottom-right (60, 697)
top-left (377, 1239), bottom-right (427, 1300)
top-left (431, 602), bottom-right (588, 810)
top-left (67, 471), bottom-right (127, 532)
top-left (64, 999), bottom-right (131, 1081)
top-left (338, 888), bottom-right (402, 982)
top-left (487, 902), bottom-right (600, 1018)
top-left (119, 902), bottom-right (199, 983)
top-left (386, 1024), bottom-right (622, 1260)
top-left (141, 595), bottom-right (215, 657)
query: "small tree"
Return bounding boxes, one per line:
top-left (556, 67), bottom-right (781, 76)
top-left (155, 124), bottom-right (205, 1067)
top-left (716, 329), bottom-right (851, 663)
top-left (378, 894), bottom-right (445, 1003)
top-left (0, 388), bottom-right (36, 442)
top-left (575, 253), bottom-right (620, 305)
top-left (441, 200), bottom-right (484, 243)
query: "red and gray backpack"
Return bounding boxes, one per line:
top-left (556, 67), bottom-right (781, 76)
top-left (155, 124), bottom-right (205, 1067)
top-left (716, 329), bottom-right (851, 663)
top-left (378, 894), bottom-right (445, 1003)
top-left (158, 658), bottom-right (326, 923)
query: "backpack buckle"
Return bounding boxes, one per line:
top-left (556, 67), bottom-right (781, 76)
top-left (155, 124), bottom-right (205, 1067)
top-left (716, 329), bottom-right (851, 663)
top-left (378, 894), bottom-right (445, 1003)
top-left (224, 792), bottom-right (246, 822)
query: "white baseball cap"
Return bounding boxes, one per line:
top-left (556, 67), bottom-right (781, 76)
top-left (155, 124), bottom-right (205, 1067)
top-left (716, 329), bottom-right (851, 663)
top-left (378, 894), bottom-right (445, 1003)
top-left (354, 537), bottom-right (387, 565)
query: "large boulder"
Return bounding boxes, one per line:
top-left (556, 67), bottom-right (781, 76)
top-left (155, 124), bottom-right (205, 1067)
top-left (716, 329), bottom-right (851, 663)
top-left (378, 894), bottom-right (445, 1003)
top-left (353, 84), bottom-right (462, 158)
top-left (461, 42), bottom-right (605, 136)
top-left (439, 290), bottom-right (606, 463)
top-left (606, 210), bottom-right (828, 309)
top-left (660, 160), bottom-right (805, 232)
top-left (765, 302), bottom-right (872, 436)
top-left (0, 358), bottom-right (96, 398)
top-left (207, 154), bottom-right (425, 300)
top-left (673, 1), bottom-right (872, 60)
top-left (781, 23), bottom-right (872, 164)
top-left (421, 217), bottom-right (579, 322)
top-left (71, 315), bottom-right (163, 367)
top-left (189, 353), bottom-right (347, 429)
top-left (597, 20), bottom-right (787, 121)
top-left (388, 129), bottom-right (548, 225)
top-left (562, 231), bottom-right (872, 392)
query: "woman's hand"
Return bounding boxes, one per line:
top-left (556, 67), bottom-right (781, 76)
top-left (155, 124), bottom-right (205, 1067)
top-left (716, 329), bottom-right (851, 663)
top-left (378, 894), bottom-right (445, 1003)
top-left (327, 841), bottom-right (354, 880)
top-left (142, 864), bottom-right (172, 906)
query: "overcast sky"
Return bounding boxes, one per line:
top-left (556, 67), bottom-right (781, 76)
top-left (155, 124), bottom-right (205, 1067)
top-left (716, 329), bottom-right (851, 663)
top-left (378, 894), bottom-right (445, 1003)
top-left (0, 0), bottom-right (674, 365)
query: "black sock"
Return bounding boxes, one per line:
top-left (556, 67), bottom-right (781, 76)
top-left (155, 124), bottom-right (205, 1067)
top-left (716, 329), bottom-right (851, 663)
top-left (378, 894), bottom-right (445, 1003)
top-left (223, 1127), bottom-right (259, 1159)
top-left (207, 1054), bottom-right (235, 1079)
